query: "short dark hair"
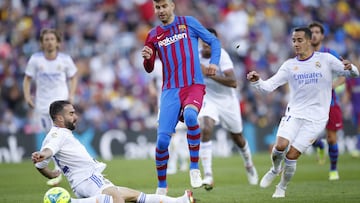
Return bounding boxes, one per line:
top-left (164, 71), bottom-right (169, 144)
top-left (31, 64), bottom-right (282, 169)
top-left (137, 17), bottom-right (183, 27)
top-left (207, 28), bottom-right (218, 37)
top-left (293, 27), bottom-right (312, 39)
top-left (308, 22), bottom-right (324, 34)
top-left (49, 100), bottom-right (71, 121)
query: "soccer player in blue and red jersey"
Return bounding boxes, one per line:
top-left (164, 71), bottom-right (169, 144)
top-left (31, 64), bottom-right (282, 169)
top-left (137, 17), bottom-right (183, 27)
top-left (309, 22), bottom-right (345, 180)
top-left (345, 77), bottom-right (360, 157)
top-left (141, 0), bottom-right (221, 195)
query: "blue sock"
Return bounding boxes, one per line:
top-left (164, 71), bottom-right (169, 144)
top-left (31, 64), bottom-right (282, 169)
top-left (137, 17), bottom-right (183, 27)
top-left (313, 139), bottom-right (324, 149)
top-left (328, 143), bottom-right (338, 171)
top-left (155, 133), bottom-right (171, 188)
top-left (184, 108), bottom-right (201, 169)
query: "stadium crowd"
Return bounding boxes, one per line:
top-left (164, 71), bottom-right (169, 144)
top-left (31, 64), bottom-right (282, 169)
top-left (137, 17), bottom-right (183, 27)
top-left (0, 0), bottom-right (359, 137)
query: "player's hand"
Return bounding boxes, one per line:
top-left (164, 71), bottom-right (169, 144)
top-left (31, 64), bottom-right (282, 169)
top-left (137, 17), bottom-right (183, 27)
top-left (340, 57), bottom-right (352, 70)
top-left (25, 98), bottom-right (34, 109)
top-left (247, 71), bottom-right (260, 82)
top-left (142, 46), bottom-right (153, 59)
top-left (204, 64), bottom-right (217, 76)
top-left (49, 169), bottom-right (62, 179)
top-left (31, 151), bottom-right (45, 163)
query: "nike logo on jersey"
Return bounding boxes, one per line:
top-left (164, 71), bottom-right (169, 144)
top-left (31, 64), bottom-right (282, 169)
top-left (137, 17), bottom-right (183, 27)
top-left (157, 34), bottom-right (164, 39)
top-left (193, 100), bottom-right (200, 105)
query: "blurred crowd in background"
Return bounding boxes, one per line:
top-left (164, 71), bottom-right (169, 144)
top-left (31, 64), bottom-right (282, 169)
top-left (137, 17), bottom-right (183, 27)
top-left (0, 0), bottom-right (360, 136)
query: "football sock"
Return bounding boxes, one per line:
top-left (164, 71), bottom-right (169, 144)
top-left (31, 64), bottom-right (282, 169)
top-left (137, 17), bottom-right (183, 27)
top-left (313, 138), bottom-right (324, 149)
top-left (271, 148), bottom-right (285, 173)
top-left (71, 194), bottom-right (113, 203)
top-left (357, 134), bottom-right (360, 150)
top-left (200, 141), bottom-right (213, 175)
top-left (278, 158), bottom-right (297, 190)
top-left (183, 108), bottom-right (201, 169)
top-left (137, 192), bottom-right (186, 203)
top-left (328, 143), bottom-right (338, 171)
top-left (239, 141), bottom-right (253, 167)
top-left (156, 133), bottom-right (171, 188)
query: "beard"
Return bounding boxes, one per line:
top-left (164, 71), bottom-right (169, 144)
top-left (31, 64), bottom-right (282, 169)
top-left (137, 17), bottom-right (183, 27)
top-left (65, 120), bottom-right (76, 131)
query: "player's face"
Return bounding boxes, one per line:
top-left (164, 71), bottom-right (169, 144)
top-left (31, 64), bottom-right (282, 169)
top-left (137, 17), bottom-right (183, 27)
top-left (154, 0), bottom-right (175, 25)
top-left (310, 26), bottom-right (324, 48)
top-left (40, 33), bottom-right (60, 53)
top-left (201, 41), bottom-right (211, 58)
top-left (62, 104), bottom-right (77, 131)
top-left (292, 31), bottom-right (312, 58)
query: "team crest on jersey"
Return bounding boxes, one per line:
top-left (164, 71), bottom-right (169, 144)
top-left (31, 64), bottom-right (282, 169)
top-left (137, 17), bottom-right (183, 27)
top-left (57, 65), bottom-right (62, 71)
top-left (293, 66), bottom-right (299, 71)
top-left (315, 61), bottom-right (321, 69)
top-left (178, 24), bottom-right (187, 32)
top-left (51, 132), bottom-right (58, 138)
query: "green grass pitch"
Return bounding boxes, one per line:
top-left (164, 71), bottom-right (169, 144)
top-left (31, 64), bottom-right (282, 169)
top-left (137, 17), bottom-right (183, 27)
top-left (1, 153), bottom-right (359, 203)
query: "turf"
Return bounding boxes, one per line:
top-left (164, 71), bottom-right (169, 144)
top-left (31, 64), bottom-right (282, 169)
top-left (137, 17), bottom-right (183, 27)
top-left (1, 153), bottom-right (359, 203)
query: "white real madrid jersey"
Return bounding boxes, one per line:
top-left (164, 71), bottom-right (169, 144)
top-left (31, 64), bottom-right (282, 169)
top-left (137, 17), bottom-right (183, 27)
top-left (25, 52), bottom-right (77, 113)
top-left (35, 127), bottom-right (101, 188)
top-left (200, 48), bottom-right (237, 99)
top-left (251, 52), bottom-right (359, 122)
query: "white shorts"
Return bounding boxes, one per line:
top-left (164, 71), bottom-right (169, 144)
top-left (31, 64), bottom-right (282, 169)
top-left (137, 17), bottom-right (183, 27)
top-left (73, 173), bottom-right (114, 198)
top-left (34, 110), bottom-right (53, 132)
top-left (276, 115), bottom-right (327, 153)
top-left (199, 96), bottom-right (243, 133)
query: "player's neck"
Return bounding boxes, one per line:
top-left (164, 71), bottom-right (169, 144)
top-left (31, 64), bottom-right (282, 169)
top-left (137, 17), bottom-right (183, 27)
top-left (298, 50), bottom-right (314, 60)
top-left (162, 15), bottom-right (175, 26)
top-left (313, 43), bottom-right (322, 52)
top-left (44, 50), bottom-right (58, 60)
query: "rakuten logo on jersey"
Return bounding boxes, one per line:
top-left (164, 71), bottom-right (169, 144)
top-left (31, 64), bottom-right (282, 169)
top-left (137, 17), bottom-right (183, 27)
top-left (158, 33), bottom-right (187, 47)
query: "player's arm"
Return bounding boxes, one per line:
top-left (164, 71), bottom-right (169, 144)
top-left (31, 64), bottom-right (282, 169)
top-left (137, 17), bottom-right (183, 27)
top-left (201, 64), bottom-right (237, 88)
top-left (142, 33), bottom-right (156, 73)
top-left (68, 73), bottom-right (78, 104)
top-left (332, 76), bottom-right (346, 89)
top-left (32, 148), bottom-right (61, 179)
top-left (23, 75), bottom-right (34, 108)
top-left (189, 16), bottom-right (221, 76)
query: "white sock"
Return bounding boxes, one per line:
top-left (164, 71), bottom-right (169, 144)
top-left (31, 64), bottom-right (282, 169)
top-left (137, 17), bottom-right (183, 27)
top-left (278, 158), bottom-right (297, 190)
top-left (271, 148), bottom-right (285, 173)
top-left (200, 141), bottom-right (212, 176)
top-left (238, 141), bottom-right (253, 167)
top-left (71, 194), bottom-right (113, 203)
top-left (137, 192), bottom-right (185, 203)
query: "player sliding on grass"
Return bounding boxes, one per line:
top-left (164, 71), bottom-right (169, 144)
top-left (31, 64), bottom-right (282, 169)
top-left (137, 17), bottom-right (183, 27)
top-left (247, 27), bottom-right (359, 198)
top-left (198, 28), bottom-right (258, 190)
top-left (32, 100), bottom-right (195, 203)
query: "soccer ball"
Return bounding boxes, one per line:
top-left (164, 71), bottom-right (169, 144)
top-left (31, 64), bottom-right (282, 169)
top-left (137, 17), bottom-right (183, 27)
top-left (43, 187), bottom-right (71, 203)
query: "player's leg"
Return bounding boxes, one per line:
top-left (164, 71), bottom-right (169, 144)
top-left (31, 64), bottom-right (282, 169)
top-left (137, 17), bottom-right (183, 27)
top-left (327, 129), bottom-right (339, 180)
top-left (326, 104), bottom-right (342, 180)
top-left (313, 138), bottom-right (325, 164)
top-left (156, 89), bottom-right (182, 193)
top-left (260, 115), bottom-right (297, 188)
top-left (167, 133), bottom-right (179, 175)
top-left (176, 124), bottom-right (190, 172)
top-left (224, 98), bottom-right (258, 185)
top-left (180, 84), bottom-right (205, 188)
top-left (199, 116), bottom-right (215, 190)
top-left (273, 119), bottom-right (327, 198)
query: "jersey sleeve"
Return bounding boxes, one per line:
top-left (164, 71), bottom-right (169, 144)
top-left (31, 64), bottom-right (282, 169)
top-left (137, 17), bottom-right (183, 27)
top-left (219, 49), bottom-right (234, 72)
top-left (143, 29), bottom-right (157, 73)
top-left (186, 16), bottom-right (221, 66)
top-left (65, 55), bottom-right (78, 78)
top-left (251, 62), bottom-right (289, 93)
top-left (327, 53), bottom-right (359, 77)
top-left (24, 55), bottom-right (37, 77)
